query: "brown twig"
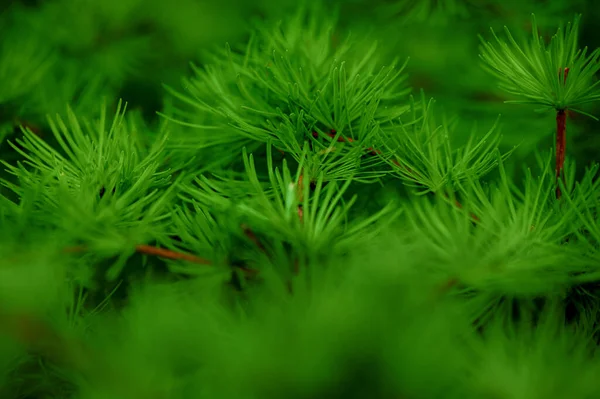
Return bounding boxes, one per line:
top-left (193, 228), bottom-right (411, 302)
top-left (135, 244), bottom-right (212, 264)
top-left (63, 243), bottom-right (259, 277)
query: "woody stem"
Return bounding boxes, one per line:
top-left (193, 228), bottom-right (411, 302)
top-left (63, 244), bottom-right (258, 276)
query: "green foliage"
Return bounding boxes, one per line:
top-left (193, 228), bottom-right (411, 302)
top-left (1, 0), bottom-right (600, 398)
top-left (480, 14), bottom-right (600, 116)
top-left (162, 4), bottom-right (410, 175)
top-left (1, 101), bottom-right (180, 281)
top-left (0, 23), bottom-right (55, 105)
top-left (377, 92), bottom-right (511, 193)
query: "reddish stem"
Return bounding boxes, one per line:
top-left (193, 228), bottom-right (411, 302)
top-left (135, 244), bottom-right (212, 264)
top-left (63, 243), bottom-right (259, 277)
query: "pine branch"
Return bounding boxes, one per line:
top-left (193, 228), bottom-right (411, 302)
top-left (480, 14), bottom-right (600, 200)
top-left (479, 14), bottom-right (600, 112)
top-left (162, 5), bottom-right (411, 181)
top-left (62, 244), bottom-right (260, 277)
top-left (312, 127), bottom-right (482, 221)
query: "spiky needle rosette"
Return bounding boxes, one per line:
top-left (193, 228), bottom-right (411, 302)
top-left (479, 14), bottom-right (600, 117)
